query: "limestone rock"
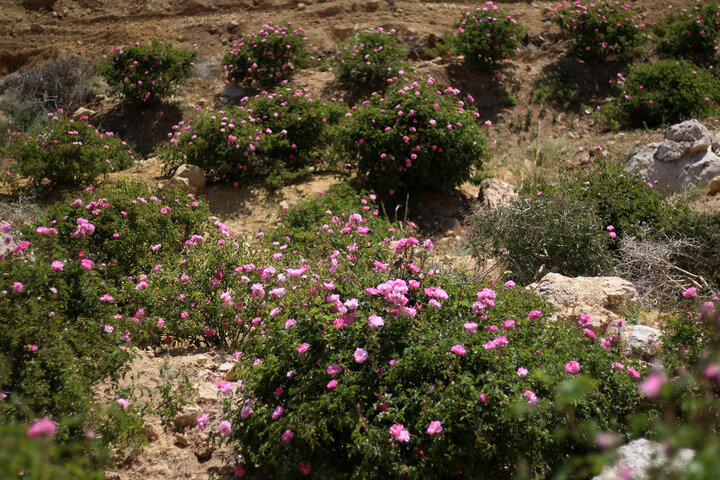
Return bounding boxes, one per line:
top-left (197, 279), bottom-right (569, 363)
top-left (172, 406), bottom-right (202, 429)
top-left (626, 324), bottom-right (661, 356)
top-left (72, 107), bottom-right (96, 120)
top-left (708, 176), bottom-right (720, 194)
top-left (627, 119), bottom-right (720, 193)
top-left (196, 382), bottom-right (217, 404)
top-left (167, 164), bottom-right (206, 195)
top-left (477, 178), bottom-right (517, 210)
top-left (173, 434), bottom-right (189, 448)
top-left (593, 438), bottom-right (694, 480)
top-left (528, 273), bottom-right (638, 334)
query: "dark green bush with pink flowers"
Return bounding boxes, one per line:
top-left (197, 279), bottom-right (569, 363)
top-left (1, 113), bottom-right (135, 190)
top-left (338, 79), bottom-right (490, 198)
top-left (551, 1), bottom-right (646, 62)
top-left (159, 88), bottom-right (348, 188)
top-left (331, 28), bottom-right (408, 92)
top-left (450, 2), bottom-right (525, 72)
top-left (655, 2), bottom-right (720, 60)
top-left (602, 59), bottom-right (720, 129)
top-left (22, 180), bottom-right (212, 281)
top-left (221, 240), bottom-right (648, 479)
top-left (94, 40), bottom-right (196, 107)
top-left (222, 23), bottom-right (315, 88)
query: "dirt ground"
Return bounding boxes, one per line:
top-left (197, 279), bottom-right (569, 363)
top-left (2, 0), bottom-right (719, 477)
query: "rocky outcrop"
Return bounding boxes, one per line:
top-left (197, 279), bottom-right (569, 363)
top-left (477, 178), bottom-right (517, 210)
top-left (627, 119), bottom-right (720, 193)
top-left (167, 164), bottom-right (206, 195)
top-left (528, 273), bottom-right (638, 334)
top-left (593, 438), bottom-right (694, 480)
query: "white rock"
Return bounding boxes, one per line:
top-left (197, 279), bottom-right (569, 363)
top-left (477, 178), bottom-right (517, 210)
top-left (594, 438), bottom-right (694, 480)
top-left (626, 325), bottom-right (661, 356)
top-left (627, 119), bottom-right (720, 193)
top-left (528, 273), bottom-right (638, 334)
top-left (167, 164), bottom-right (206, 195)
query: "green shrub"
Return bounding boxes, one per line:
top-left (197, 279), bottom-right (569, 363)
top-left (223, 244), bottom-right (647, 479)
top-left (655, 2), bottom-right (720, 60)
top-left (22, 180), bottom-right (211, 281)
top-left (551, 1), bottom-right (645, 62)
top-left (331, 27), bottom-right (408, 92)
top-left (0, 252), bottom-right (133, 422)
top-left (222, 23), bottom-right (315, 88)
top-left (338, 79), bottom-right (490, 197)
top-left (1, 113), bottom-right (135, 190)
top-left (160, 88), bottom-right (347, 188)
top-left (468, 194), bottom-right (612, 284)
top-left (450, 2), bottom-right (525, 71)
top-left (94, 40), bottom-right (196, 107)
top-left (0, 55), bottom-right (96, 130)
top-left (522, 161), bottom-right (672, 240)
top-left (602, 59), bottom-right (720, 129)
top-left (267, 182), bottom-right (403, 257)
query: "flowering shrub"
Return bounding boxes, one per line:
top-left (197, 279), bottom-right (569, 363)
top-left (551, 1), bottom-right (645, 62)
top-left (655, 2), bottom-right (720, 60)
top-left (222, 240), bottom-right (647, 478)
top-left (602, 60), bottom-right (720, 129)
top-left (222, 23), bottom-right (315, 88)
top-left (1, 113), bottom-right (134, 190)
top-left (267, 183), bottom-right (401, 257)
top-left (331, 28), bottom-right (408, 91)
top-left (339, 79), bottom-right (490, 197)
top-left (450, 2), bottom-right (525, 71)
top-left (159, 88), bottom-right (347, 188)
top-left (0, 249), bottom-right (134, 421)
top-left (0, 421), bottom-right (106, 479)
top-left (94, 40), bottom-right (196, 106)
top-left (469, 194), bottom-right (611, 284)
top-left (21, 181), bottom-right (211, 282)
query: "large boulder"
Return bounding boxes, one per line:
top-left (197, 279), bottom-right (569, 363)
top-left (627, 119), bottom-right (720, 193)
top-left (167, 164), bottom-right (206, 195)
top-left (477, 178), bottom-right (517, 210)
top-left (528, 273), bottom-right (638, 334)
top-left (593, 438), bottom-right (694, 480)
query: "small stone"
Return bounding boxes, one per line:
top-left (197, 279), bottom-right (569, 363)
top-left (167, 164), bottom-right (206, 195)
top-left (173, 406), bottom-right (201, 429)
top-left (194, 445), bottom-right (215, 460)
top-left (708, 176), bottom-right (720, 194)
top-left (297, 2), bottom-right (306, 9)
top-left (143, 427), bottom-right (159, 442)
top-left (30, 23), bottom-right (44, 34)
top-left (196, 382), bottom-right (217, 404)
top-left (226, 21), bottom-right (241, 34)
top-left (194, 354), bottom-right (210, 366)
top-left (217, 362), bottom-right (234, 372)
top-left (174, 434), bottom-right (189, 448)
top-left (366, 1), bottom-right (379, 11)
top-left (627, 324), bottom-right (662, 356)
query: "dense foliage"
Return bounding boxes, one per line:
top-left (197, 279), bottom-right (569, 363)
top-left (602, 59), bottom-right (720, 129)
top-left (339, 79), bottom-right (490, 197)
top-left (222, 23), bottom-right (315, 88)
top-left (95, 40), bottom-right (196, 107)
top-left (655, 2), bottom-right (720, 60)
top-left (450, 2), bottom-right (525, 71)
top-left (551, 1), bottom-right (645, 62)
top-left (331, 28), bottom-right (408, 92)
top-left (1, 113), bottom-right (134, 190)
top-left (469, 193), bottom-right (611, 284)
top-left (223, 230), bottom-right (646, 479)
top-left (159, 88), bottom-right (347, 188)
